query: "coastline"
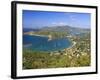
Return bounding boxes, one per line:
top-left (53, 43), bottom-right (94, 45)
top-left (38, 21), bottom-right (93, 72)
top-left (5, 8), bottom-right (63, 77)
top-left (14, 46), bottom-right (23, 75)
top-left (62, 41), bottom-right (76, 53)
top-left (65, 35), bottom-right (76, 49)
top-left (23, 33), bottom-right (76, 52)
top-left (24, 32), bottom-right (48, 37)
top-left (70, 41), bottom-right (76, 48)
top-left (24, 32), bottom-right (53, 40)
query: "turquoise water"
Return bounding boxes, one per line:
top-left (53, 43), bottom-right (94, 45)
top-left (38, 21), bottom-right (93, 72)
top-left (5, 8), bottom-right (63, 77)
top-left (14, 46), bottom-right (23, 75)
top-left (23, 35), bottom-right (72, 52)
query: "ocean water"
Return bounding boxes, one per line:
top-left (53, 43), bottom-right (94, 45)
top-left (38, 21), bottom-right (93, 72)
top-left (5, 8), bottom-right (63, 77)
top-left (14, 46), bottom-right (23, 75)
top-left (23, 35), bottom-right (72, 52)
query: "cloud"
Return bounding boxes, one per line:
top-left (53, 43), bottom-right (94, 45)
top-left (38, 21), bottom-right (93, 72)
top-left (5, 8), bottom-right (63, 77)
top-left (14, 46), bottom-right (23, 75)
top-left (59, 22), bottom-right (66, 25)
top-left (52, 22), bottom-right (67, 26)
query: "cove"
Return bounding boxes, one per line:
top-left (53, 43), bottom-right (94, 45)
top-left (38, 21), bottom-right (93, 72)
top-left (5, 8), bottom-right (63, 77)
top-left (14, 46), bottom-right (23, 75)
top-left (23, 35), bottom-right (72, 52)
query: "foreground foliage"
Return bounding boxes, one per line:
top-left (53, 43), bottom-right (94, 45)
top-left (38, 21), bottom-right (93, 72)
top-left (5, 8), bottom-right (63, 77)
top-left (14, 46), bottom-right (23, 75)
top-left (23, 48), bottom-right (90, 69)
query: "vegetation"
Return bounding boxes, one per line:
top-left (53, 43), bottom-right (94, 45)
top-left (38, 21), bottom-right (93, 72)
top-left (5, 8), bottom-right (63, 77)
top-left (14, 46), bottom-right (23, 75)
top-left (23, 26), bottom-right (91, 69)
top-left (24, 30), bottom-right (68, 39)
top-left (23, 48), bottom-right (90, 69)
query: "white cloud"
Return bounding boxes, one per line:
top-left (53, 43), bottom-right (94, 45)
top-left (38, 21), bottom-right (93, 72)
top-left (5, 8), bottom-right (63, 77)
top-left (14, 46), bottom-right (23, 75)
top-left (59, 22), bottom-right (66, 25)
top-left (52, 22), bottom-right (67, 26)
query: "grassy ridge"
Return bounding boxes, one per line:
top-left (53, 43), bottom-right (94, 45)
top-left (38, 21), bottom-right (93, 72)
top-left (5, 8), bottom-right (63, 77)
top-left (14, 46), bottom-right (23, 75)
top-left (23, 48), bottom-right (90, 69)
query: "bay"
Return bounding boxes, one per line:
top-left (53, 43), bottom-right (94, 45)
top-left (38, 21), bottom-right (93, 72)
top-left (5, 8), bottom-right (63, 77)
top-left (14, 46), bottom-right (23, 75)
top-left (23, 35), bottom-right (72, 52)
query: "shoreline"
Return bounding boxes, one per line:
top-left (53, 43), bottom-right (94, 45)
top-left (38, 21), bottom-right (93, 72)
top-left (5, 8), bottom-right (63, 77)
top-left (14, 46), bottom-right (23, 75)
top-left (68, 41), bottom-right (76, 49)
top-left (23, 33), bottom-right (76, 52)
top-left (70, 41), bottom-right (76, 48)
top-left (24, 33), bottom-right (53, 40)
top-left (24, 32), bottom-right (48, 37)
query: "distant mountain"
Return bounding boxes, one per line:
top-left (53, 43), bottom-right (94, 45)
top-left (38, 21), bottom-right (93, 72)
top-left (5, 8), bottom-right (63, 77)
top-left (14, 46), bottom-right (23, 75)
top-left (40, 25), bottom-right (90, 36)
top-left (23, 25), bottom-right (90, 36)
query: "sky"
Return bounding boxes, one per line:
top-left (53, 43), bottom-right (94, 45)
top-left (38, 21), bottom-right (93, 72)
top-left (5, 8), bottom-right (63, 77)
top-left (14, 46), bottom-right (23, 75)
top-left (23, 10), bottom-right (91, 29)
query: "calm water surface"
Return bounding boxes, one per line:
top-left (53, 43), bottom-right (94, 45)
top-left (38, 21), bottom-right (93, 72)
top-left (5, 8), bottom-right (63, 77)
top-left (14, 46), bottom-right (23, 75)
top-left (23, 35), bottom-right (72, 52)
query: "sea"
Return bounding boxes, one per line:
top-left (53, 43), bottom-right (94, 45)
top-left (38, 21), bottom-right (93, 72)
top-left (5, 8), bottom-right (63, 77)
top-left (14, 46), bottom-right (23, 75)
top-left (23, 35), bottom-right (72, 52)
